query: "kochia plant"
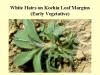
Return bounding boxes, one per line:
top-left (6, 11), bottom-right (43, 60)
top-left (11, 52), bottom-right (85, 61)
top-left (13, 19), bottom-right (79, 72)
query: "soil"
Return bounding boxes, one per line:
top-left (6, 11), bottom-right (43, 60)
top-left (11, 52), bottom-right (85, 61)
top-left (9, 19), bottom-right (91, 72)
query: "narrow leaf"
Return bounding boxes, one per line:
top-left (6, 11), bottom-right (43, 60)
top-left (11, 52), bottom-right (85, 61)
top-left (63, 49), bottom-right (76, 55)
top-left (14, 40), bottom-right (33, 49)
top-left (65, 39), bottom-right (73, 49)
top-left (23, 19), bottom-right (42, 43)
top-left (14, 50), bottom-right (38, 66)
top-left (33, 49), bottom-right (44, 72)
top-left (71, 32), bottom-right (77, 39)
top-left (40, 25), bottom-right (44, 31)
top-left (39, 32), bottom-right (47, 38)
top-left (73, 39), bottom-right (79, 44)
top-left (59, 37), bottom-right (66, 41)
top-left (59, 53), bottom-right (73, 65)
top-left (72, 44), bottom-right (78, 49)
top-left (67, 31), bottom-right (72, 42)
top-left (46, 54), bottom-right (60, 72)
top-left (47, 22), bottom-right (55, 33)
top-left (46, 22), bottom-right (56, 43)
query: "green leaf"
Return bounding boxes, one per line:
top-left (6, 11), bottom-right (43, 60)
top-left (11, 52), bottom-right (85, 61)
top-left (14, 40), bottom-right (33, 49)
top-left (33, 49), bottom-right (44, 72)
top-left (23, 19), bottom-right (42, 43)
top-left (52, 44), bottom-right (57, 49)
top-left (15, 30), bottom-right (30, 41)
top-left (14, 50), bottom-right (38, 66)
top-left (72, 44), bottom-right (78, 49)
top-left (50, 54), bottom-right (58, 67)
top-left (12, 19), bottom-right (15, 23)
top-left (73, 39), bottom-right (79, 44)
top-left (65, 39), bottom-right (73, 49)
top-left (63, 49), bottom-right (76, 55)
top-left (72, 32), bottom-right (77, 39)
top-left (59, 37), bottom-right (66, 41)
top-left (39, 32), bottom-right (48, 38)
top-left (53, 26), bottom-right (64, 37)
top-left (46, 56), bottom-right (52, 72)
top-left (47, 22), bottom-right (55, 33)
top-left (66, 30), bottom-right (72, 42)
top-left (40, 25), bottom-right (44, 31)
top-left (49, 67), bottom-right (60, 72)
top-left (46, 22), bottom-right (56, 43)
top-left (59, 53), bottom-right (73, 65)
top-left (46, 54), bottom-right (60, 72)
